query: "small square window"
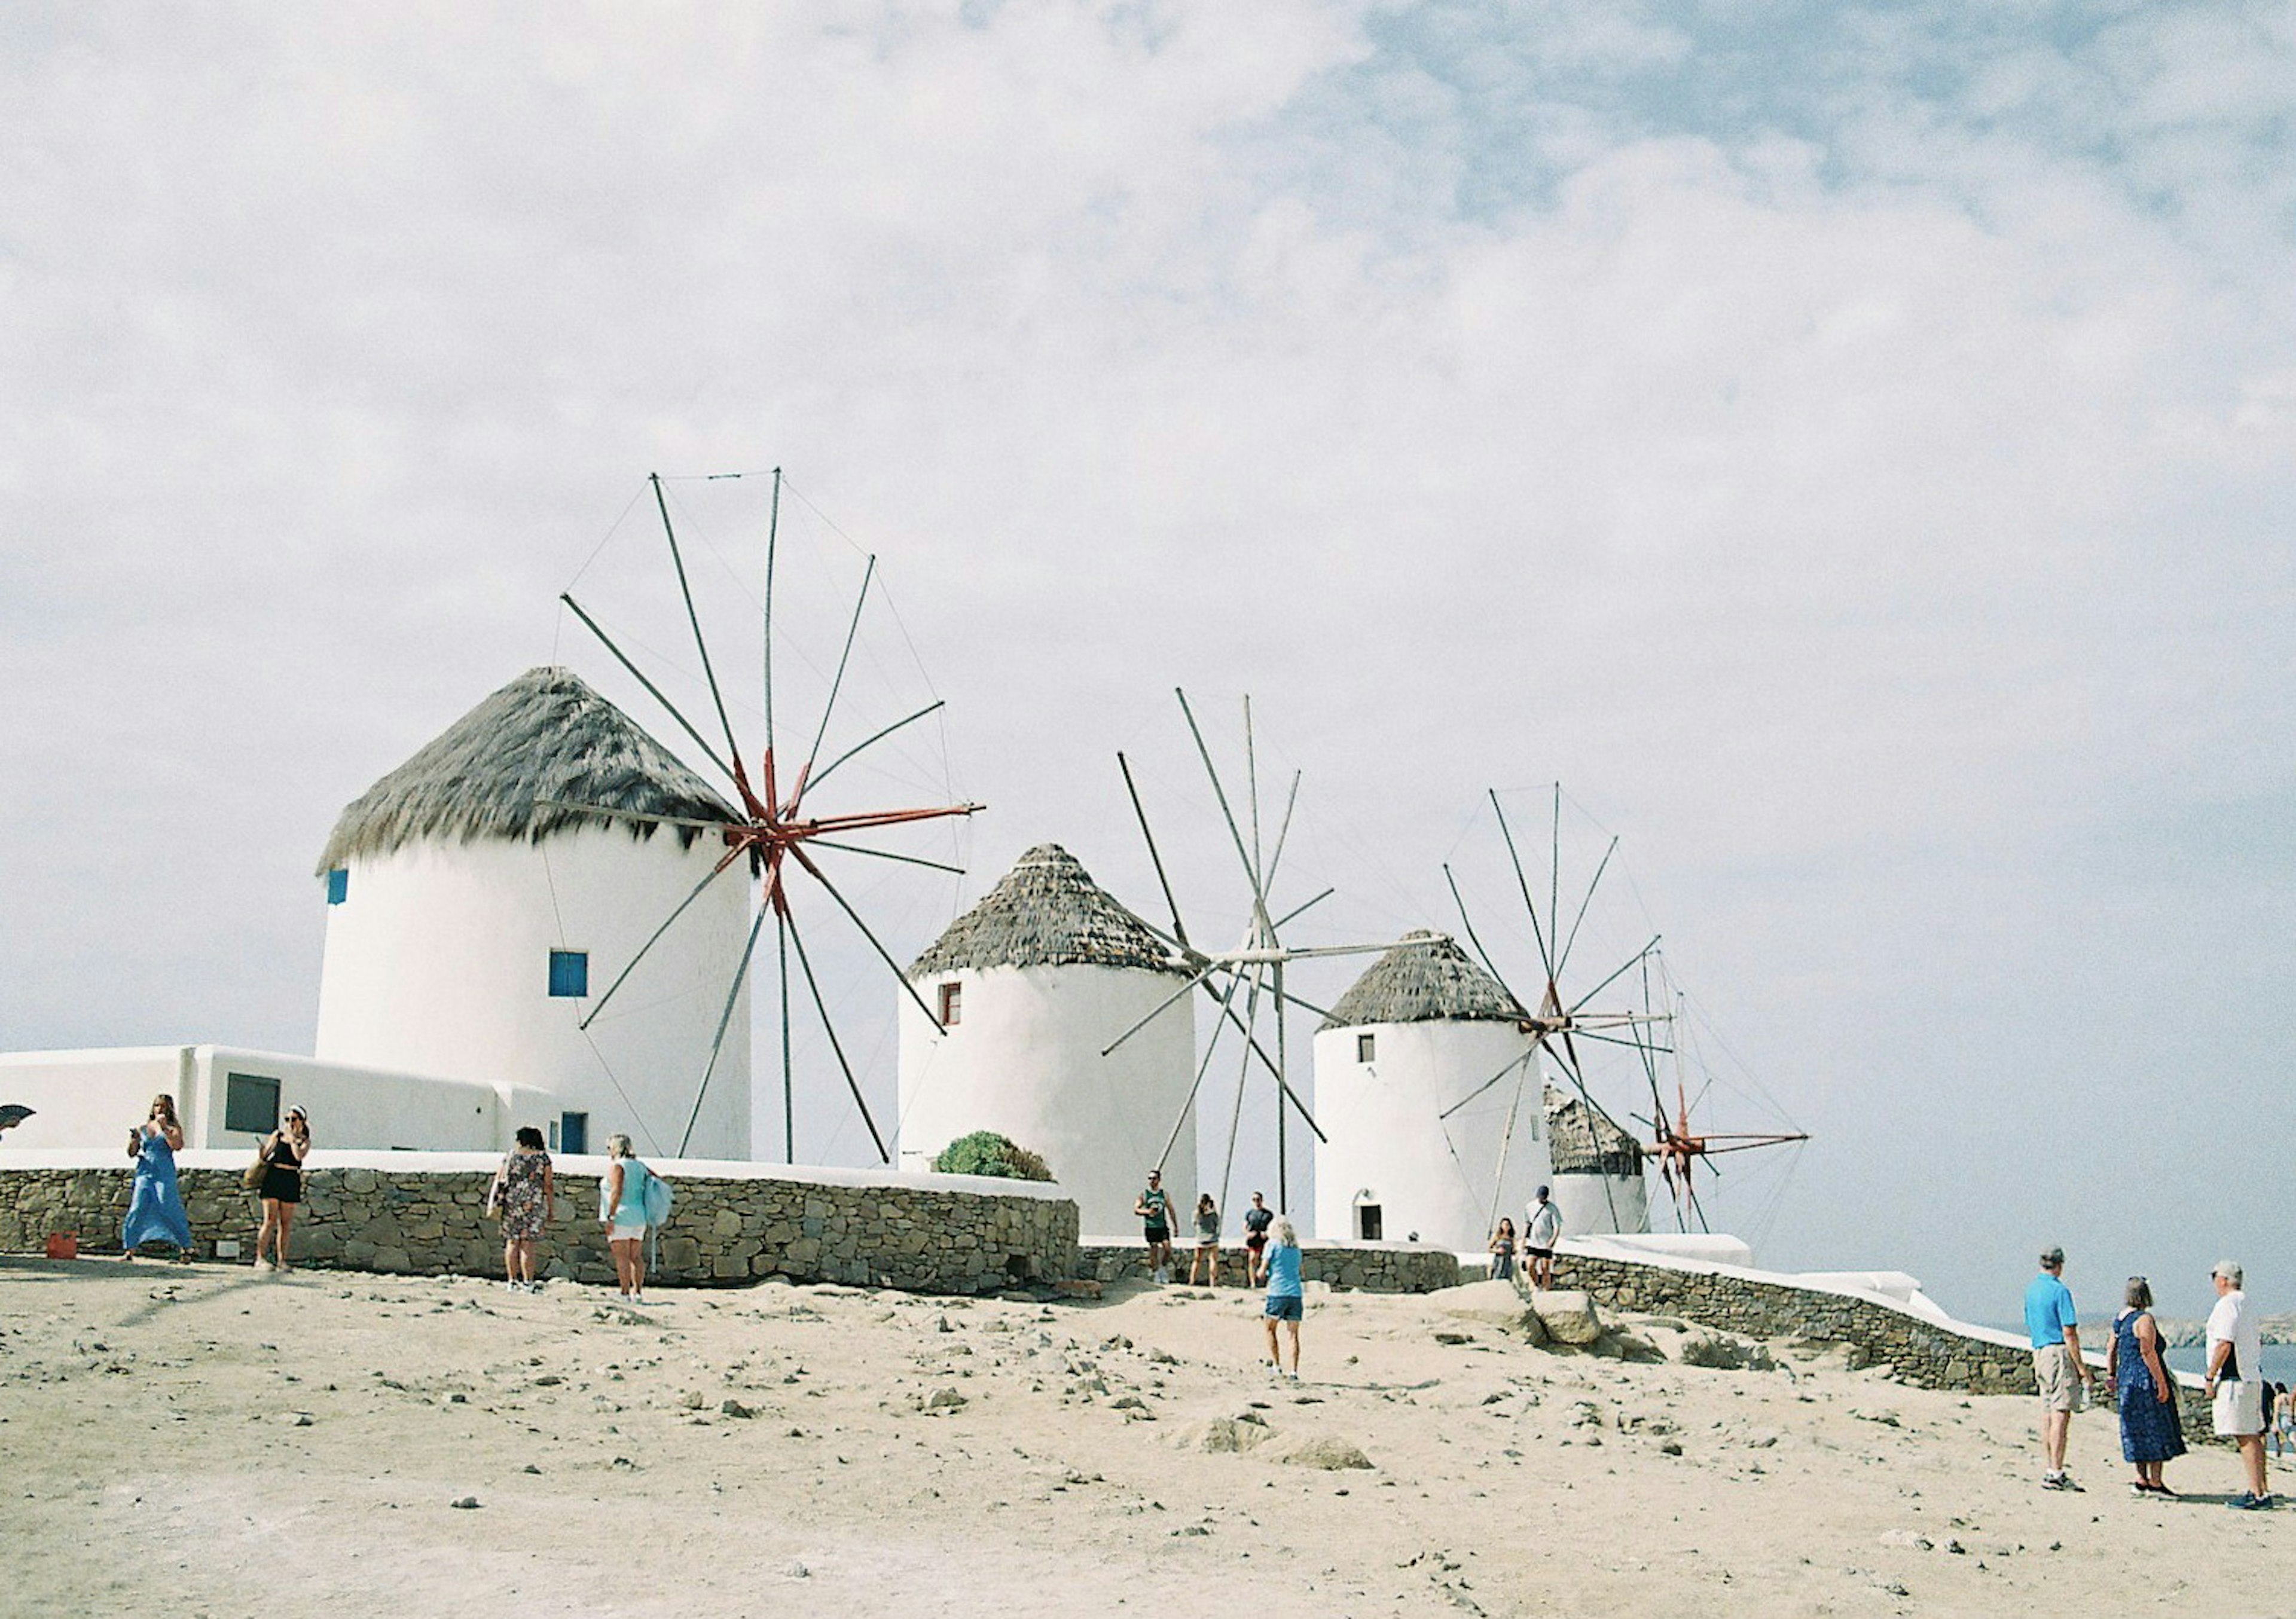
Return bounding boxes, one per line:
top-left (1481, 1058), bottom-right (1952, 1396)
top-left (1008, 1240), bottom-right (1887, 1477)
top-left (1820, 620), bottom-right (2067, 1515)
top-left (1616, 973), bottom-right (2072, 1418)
top-left (559, 1111), bottom-right (588, 1154)
top-left (224, 1072), bottom-right (280, 1136)
top-left (1357, 1202), bottom-right (1384, 1241)
top-left (1356, 1032), bottom-right (1375, 1064)
top-left (548, 949), bottom-right (590, 998)
top-left (325, 868), bottom-right (349, 905)
top-left (938, 981), bottom-right (963, 1026)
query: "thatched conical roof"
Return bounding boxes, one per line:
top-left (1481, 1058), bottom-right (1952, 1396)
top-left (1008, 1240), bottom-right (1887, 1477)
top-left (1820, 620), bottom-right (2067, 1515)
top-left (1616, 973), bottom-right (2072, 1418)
top-left (1320, 930), bottom-right (1523, 1030)
top-left (1544, 1082), bottom-right (1645, 1177)
top-left (316, 666), bottom-right (737, 874)
top-left (909, 844), bottom-right (1183, 977)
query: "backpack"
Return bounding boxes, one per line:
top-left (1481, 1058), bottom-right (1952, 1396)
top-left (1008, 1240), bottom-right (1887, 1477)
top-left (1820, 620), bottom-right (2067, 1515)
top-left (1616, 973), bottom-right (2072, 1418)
top-left (642, 1170), bottom-right (674, 1229)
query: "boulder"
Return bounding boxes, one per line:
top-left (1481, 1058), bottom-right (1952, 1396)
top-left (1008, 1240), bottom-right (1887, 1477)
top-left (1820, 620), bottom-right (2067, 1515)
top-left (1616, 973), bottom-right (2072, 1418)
top-left (1178, 1418), bottom-right (1275, 1454)
top-left (1531, 1290), bottom-right (1604, 1347)
top-left (1269, 1434), bottom-right (1373, 1471)
top-left (1431, 1279), bottom-right (1549, 1344)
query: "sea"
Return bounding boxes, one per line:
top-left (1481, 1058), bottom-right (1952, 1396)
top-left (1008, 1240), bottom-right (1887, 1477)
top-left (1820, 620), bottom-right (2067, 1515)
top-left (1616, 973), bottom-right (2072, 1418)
top-left (2166, 1343), bottom-right (2296, 1384)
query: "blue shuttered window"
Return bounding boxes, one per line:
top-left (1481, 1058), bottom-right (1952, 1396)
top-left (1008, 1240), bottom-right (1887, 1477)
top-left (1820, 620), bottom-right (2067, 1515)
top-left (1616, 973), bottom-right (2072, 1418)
top-left (548, 949), bottom-right (589, 998)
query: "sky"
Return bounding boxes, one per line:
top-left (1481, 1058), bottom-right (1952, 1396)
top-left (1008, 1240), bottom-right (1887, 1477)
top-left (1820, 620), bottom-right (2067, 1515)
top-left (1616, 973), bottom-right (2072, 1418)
top-left (4, 1), bottom-right (2291, 1323)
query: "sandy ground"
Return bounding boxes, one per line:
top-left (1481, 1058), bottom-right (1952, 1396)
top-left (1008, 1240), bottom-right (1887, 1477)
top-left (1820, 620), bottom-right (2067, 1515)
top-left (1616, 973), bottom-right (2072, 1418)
top-left (3, 1257), bottom-right (2289, 1619)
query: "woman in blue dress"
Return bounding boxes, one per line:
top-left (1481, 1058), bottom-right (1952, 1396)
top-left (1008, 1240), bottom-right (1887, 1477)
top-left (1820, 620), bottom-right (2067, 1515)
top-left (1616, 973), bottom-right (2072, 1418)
top-left (121, 1093), bottom-right (193, 1261)
top-left (2108, 1275), bottom-right (2185, 1495)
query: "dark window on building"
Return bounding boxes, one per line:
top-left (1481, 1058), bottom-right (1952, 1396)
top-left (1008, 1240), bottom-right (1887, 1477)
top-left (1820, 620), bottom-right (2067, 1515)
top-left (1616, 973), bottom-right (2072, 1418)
top-left (224, 1072), bottom-right (280, 1136)
top-left (1356, 1032), bottom-right (1375, 1063)
top-left (938, 981), bottom-right (963, 1026)
top-left (548, 949), bottom-right (589, 998)
top-left (559, 1111), bottom-right (588, 1154)
top-left (1357, 1202), bottom-right (1383, 1241)
top-left (325, 868), bottom-right (349, 905)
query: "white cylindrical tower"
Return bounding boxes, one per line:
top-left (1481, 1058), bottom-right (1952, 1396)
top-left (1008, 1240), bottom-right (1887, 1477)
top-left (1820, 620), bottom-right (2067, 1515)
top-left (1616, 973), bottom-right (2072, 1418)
top-left (1544, 1082), bottom-right (1650, 1237)
top-left (1311, 931), bottom-right (1551, 1253)
top-left (897, 844), bottom-right (1195, 1235)
top-left (314, 667), bottom-right (753, 1160)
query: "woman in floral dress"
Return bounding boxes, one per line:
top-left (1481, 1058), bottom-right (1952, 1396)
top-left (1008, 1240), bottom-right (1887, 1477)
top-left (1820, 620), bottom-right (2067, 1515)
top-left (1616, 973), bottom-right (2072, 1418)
top-left (490, 1126), bottom-right (553, 1292)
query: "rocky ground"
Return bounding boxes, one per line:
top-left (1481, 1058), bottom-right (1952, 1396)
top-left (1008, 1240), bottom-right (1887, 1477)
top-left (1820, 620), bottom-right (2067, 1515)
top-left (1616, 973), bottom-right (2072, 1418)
top-left (2, 1258), bottom-right (2288, 1617)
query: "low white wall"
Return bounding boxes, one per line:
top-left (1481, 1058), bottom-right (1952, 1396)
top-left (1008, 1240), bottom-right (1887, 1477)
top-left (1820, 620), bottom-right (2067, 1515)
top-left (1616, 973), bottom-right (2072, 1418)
top-left (0, 1046), bottom-right (557, 1153)
top-left (0, 1048), bottom-right (192, 1150)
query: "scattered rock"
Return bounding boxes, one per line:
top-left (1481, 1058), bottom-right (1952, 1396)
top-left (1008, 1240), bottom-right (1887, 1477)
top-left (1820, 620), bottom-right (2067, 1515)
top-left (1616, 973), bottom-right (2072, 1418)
top-left (1531, 1291), bottom-right (1604, 1348)
top-left (1180, 1418), bottom-right (1275, 1454)
top-left (1433, 1330), bottom-right (1474, 1346)
top-left (720, 1399), bottom-right (755, 1419)
top-left (450, 1496), bottom-right (481, 1510)
top-left (1269, 1435), bottom-right (1373, 1471)
top-left (926, 1386), bottom-right (968, 1411)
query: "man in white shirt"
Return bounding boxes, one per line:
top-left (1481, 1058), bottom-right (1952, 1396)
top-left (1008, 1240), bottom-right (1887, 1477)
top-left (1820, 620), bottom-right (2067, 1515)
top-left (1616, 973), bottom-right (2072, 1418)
top-left (1523, 1186), bottom-right (1563, 1292)
top-left (2206, 1259), bottom-right (2272, 1510)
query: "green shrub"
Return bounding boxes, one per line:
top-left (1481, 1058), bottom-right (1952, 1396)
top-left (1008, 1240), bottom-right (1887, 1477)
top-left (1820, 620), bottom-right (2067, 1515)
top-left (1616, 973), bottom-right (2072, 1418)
top-left (932, 1130), bottom-right (1054, 1183)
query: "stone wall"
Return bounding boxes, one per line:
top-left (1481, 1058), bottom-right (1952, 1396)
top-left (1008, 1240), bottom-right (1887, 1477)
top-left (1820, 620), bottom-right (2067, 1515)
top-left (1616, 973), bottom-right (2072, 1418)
top-left (1076, 1239), bottom-right (1460, 1294)
top-left (1548, 1247), bottom-right (2218, 1435)
top-left (0, 1162), bottom-right (1077, 1297)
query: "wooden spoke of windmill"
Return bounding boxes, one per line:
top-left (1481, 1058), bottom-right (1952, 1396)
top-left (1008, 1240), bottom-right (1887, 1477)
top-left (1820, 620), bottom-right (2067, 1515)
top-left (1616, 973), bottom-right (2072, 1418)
top-left (551, 471), bottom-right (982, 1161)
top-left (1645, 1069), bottom-right (1809, 1234)
top-left (1104, 688), bottom-right (1436, 1211)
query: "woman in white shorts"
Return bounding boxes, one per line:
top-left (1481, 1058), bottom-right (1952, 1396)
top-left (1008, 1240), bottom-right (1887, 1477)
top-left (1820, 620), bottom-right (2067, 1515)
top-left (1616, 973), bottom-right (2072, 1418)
top-left (601, 1134), bottom-right (654, 1304)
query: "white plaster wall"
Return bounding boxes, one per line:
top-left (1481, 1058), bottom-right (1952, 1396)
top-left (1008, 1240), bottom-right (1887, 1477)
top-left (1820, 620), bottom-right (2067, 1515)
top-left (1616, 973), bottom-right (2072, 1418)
top-left (1311, 1021), bottom-right (1552, 1253)
top-left (0, 1046), bottom-right (559, 1153)
top-left (316, 825), bottom-right (753, 1159)
top-left (0, 1047), bottom-right (195, 1151)
top-left (897, 963), bottom-right (1195, 1236)
top-left (1551, 1169), bottom-right (1650, 1239)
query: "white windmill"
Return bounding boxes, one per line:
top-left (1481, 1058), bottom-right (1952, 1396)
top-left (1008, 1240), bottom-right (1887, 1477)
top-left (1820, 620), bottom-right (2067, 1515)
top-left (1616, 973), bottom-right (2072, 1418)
top-left (545, 471), bottom-right (984, 1161)
top-left (1102, 689), bottom-right (1434, 1218)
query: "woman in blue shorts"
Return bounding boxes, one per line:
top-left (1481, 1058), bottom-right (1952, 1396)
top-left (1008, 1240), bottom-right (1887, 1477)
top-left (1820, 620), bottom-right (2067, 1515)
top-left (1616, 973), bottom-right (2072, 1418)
top-left (1262, 1217), bottom-right (1304, 1379)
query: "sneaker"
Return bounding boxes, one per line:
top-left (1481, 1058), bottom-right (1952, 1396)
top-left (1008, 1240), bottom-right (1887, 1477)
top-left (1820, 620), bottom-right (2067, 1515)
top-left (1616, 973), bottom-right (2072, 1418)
top-left (2042, 1472), bottom-right (2083, 1492)
top-left (2228, 1492), bottom-right (2273, 1511)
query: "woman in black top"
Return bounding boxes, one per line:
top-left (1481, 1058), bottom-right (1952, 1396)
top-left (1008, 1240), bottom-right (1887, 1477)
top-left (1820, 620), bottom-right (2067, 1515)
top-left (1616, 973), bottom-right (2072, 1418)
top-left (254, 1106), bottom-right (310, 1273)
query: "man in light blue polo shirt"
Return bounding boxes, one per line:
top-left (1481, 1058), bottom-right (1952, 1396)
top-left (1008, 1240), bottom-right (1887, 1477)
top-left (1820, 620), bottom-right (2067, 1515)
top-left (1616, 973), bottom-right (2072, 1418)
top-left (2025, 1244), bottom-right (2093, 1490)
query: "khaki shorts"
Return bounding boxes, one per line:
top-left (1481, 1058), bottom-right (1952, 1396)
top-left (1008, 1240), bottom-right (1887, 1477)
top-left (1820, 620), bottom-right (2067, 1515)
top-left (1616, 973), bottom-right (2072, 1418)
top-left (2215, 1377), bottom-right (2267, 1438)
top-left (2033, 1344), bottom-right (2077, 1413)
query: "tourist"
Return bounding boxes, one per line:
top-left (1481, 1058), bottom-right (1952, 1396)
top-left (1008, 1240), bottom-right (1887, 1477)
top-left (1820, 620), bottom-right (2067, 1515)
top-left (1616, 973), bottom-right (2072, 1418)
top-left (1241, 1192), bottom-right (1274, 1285)
top-left (1134, 1168), bottom-right (1174, 1284)
top-left (2275, 1383), bottom-right (2294, 1461)
top-left (1523, 1186), bottom-right (1562, 1291)
top-left (490, 1126), bottom-right (553, 1292)
top-left (1488, 1217), bottom-right (1518, 1283)
top-left (120, 1094), bottom-right (193, 1262)
top-left (1189, 1193), bottom-right (1223, 1287)
top-left (1262, 1216), bottom-right (1304, 1379)
top-left (601, 1135), bottom-right (654, 1305)
top-left (253, 1105), bottom-right (311, 1273)
top-left (2026, 1244), bottom-right (2093, 1491)
top-left (2107, 1275), bottom-right (2184, 1495)
top-left (2205, 1260), bottom-right (2271, 1510)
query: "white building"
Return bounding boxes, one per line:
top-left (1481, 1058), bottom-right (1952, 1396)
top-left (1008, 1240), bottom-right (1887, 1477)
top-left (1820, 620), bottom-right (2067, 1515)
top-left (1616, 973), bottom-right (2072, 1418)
top-left (0, 1044), bottom-right (554, 1154)
top-left (898, 844), bottom-right (1195, 1235)
top-left (1544, 1081), bottom-right (1650, 1238)
top-left (1311, 931), bottom-right (1552, 1253)
top-left (313, 665), bottom-right (755, 1159)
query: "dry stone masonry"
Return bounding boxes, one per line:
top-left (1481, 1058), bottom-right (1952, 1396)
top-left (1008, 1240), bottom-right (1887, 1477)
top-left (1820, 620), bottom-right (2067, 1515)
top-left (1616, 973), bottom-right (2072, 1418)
top-left (0, 1163), bottom-right (1077, 1296)
top-left (1075, 1239), bottom-right (1460, 1293)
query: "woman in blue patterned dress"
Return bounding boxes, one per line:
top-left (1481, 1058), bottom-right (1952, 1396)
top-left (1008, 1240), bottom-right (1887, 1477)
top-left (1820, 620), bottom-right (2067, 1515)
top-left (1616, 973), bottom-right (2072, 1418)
top-left (121, 1094), bottom-right (193, 1260)
top-left (2108, 1275), bottom-right (2185, 1495)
